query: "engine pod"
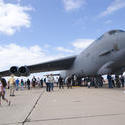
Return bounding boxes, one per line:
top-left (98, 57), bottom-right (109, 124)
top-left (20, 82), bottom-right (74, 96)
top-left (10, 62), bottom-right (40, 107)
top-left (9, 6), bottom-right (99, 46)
top-left (10, 66), bottom-right (19, 76)
top-left (18, 66), bottom-right (30, 76)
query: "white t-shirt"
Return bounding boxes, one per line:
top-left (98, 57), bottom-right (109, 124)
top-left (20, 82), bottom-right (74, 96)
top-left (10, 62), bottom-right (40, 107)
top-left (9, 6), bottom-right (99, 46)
top-left (46, 76), bottom-right (51, 83)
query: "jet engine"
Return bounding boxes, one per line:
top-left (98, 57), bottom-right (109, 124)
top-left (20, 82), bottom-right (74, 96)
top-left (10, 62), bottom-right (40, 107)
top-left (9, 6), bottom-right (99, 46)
top-left (10, 66), bottom-right (19, 76)
top-left (18, 66), bottom-right (30, 76)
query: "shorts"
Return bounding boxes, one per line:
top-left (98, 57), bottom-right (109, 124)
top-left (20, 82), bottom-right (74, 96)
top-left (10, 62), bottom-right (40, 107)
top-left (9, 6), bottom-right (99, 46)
top-left (0, 91), bottom-right (5, 100)
top-left (10, 86), bottom-right (15, 90)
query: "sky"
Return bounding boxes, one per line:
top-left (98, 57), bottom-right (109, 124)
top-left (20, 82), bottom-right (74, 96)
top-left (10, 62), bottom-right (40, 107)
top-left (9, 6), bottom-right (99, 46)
top-left (0, 0), bottom-right (125, 77)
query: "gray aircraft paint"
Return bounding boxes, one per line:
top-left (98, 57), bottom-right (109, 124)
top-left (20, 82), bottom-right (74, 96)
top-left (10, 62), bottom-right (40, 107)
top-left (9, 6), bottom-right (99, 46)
top-left (63, 30), bottom-right (125, 77)
top-left (1, 30), bottom-right (125, 78)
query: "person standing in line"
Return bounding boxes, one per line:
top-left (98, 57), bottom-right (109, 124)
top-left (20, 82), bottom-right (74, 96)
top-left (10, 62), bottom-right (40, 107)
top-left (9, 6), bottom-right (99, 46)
top-left (8, 75), bottom-right (15, 96)
top-left (55, 77), bottom-right (59, 87)
top-left (87, 77), bottom-right (91, 88)
top-left (20, 79), bottom-right (24, 90)
top-left (71, 75), bottom-right (75, 86)
top-left (112, 77), bottom-right (115, 87)
top-left (58, 75), bottom-right (64, 89)
top-left (50, 74), bottom-right (54, 91)
top-left (40, 78), bottom-right (43, 88)
top-left (46, 75), bottom-right (51, 92)
top-left (24, 80), bottom-right (27, 88)
top-left (67, 76), bottom-right (72, 89)
top-left (15, 78), bottom-right (19, 91)
top-left (74, 74), bottom-right (77, 86)
top-left (32, 76), bottom-right (36, 88)
top-left (0, 78), bottom-right (11, 106)
top-left (99, 75), bottom-right (104, 87)
top-left (107, 74), bottom-right (113, 88)
top-left (120, 75), bottom-right (124, 87)
top-left (115, 75), bottom-right (121, 88)
top-left (44, 77), bottom-right (46, 84)
top-left (37, 77), bottom-right (41, 88)
top-left (65, 76), bottom-right (69, 88)
top-left (94, 77), bottom-right (98, 88)
top-left (27, 79), bottom-right (30, 90)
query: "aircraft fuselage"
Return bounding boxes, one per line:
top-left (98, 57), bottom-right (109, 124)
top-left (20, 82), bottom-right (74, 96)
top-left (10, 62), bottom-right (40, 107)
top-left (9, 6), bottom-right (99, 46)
top-left (64, 30), bottom-right (125, 77)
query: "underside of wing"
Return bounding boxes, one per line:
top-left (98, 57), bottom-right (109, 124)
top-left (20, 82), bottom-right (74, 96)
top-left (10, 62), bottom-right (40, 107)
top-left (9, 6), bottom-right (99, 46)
top-left (0, 56), bottom-right (76, 77)
top-left (28, 56), bottom-right (76, 73)
top-left (0, 70), bottom-right (10, 77)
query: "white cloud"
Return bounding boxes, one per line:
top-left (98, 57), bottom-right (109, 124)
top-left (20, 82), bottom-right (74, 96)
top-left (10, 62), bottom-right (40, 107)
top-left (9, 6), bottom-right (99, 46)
top-left (0, 43), bottom-right (61, 71)
top-left (0, 38), bottom-right (94, 74)
top-left (56, 38), bottom-right (94, 54)
top-left (0, 0), bottom-right (32, 35)
top-left (72, 39), bottom-right (94, 50)
top-left (100, 0), bottom-right (125, 17)
top-left (0, 39), bottom-right (95, 77)
top-left (62, 0), bottom-right (85, 11)
top-left (56, 46), bottom-right (74, 53)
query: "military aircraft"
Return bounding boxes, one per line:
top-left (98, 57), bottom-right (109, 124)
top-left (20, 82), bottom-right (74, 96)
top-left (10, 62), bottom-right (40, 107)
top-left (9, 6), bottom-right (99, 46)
top-left (0, 29), bottom-right (125, 78)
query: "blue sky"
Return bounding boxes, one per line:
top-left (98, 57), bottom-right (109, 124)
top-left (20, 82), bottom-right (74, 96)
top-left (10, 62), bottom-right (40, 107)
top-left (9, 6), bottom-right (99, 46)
top-left (0, 0), bottom-right (125, 72)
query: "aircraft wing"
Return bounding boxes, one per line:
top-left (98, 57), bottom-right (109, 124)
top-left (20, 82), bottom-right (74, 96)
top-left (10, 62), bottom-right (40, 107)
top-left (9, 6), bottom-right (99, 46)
top-left (0, 70), bottom-right (10, 77)
top-left (0, 56), bottom-right (76, 77)
top-left (27, 56), bottom-right (76, 73)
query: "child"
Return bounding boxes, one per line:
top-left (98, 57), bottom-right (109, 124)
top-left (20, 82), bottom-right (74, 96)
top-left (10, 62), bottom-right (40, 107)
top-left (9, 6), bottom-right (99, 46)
top-left (0, 78), bottom-right (10, 106)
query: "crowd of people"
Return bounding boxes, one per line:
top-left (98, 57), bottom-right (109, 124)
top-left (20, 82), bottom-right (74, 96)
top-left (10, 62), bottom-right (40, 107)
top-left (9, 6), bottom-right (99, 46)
top-left (44, 74), bottom-right (74, 92)
top-left (107, 75), bottom-right (124, 88)
top-left (0, 74), bottom-right (125, 106)
top-left (83, 75), bottom-right (125, 89)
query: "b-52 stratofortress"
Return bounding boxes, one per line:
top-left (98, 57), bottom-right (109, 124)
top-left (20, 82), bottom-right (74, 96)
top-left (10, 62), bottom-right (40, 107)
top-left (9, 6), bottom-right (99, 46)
top-left (0, 29), bottom-right (125, 78)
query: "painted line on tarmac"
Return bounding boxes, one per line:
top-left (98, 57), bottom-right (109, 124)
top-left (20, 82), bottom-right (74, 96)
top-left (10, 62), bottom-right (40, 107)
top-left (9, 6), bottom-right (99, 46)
top-left (0, 122), bottom-right (18, 125)
top-left (22, 90), bottom-right (45, 125)
top-left (23, 113), bottom-right (125, 123)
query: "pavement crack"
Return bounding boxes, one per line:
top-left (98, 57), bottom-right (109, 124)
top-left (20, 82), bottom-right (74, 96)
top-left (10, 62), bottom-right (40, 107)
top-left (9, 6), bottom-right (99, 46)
top-left (23, 113), bottom-right (125, 123)
top-left (22, 90), bottom-right (45, 125)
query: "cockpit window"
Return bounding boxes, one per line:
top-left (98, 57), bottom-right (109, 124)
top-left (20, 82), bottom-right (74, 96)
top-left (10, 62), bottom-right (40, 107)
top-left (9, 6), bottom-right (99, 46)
top-left (108, 30), bottom-right (124, 35)
top-left (96, 30), bottom-right (124, 42)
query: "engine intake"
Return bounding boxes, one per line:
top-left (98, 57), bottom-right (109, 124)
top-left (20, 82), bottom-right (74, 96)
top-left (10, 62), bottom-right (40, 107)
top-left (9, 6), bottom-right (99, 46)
top-left (10, 66), bottom-right (19, 76)
top-left (18, 66), bottom-right (30, 76)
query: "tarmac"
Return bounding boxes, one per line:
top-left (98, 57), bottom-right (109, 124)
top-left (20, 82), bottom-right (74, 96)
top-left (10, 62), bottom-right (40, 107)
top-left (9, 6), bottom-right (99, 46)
top-left (0, 86), bottom-right (125, 125)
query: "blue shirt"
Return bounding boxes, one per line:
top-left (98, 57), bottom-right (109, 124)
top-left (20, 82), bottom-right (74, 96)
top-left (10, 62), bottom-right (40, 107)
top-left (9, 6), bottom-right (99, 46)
top-left (16, 79), bottom-right (19, 85)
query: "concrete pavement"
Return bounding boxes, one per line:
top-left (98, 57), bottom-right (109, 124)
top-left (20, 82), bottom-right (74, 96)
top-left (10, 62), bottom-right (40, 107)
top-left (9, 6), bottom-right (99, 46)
top-left (0, 88), bottom-right (45, 125)
top-left (0, 87), bottom-right (125, 125)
